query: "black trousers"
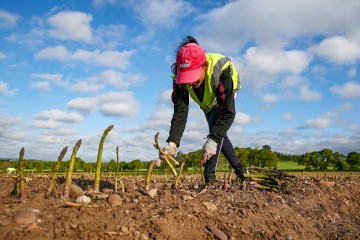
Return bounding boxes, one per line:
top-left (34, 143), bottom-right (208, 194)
top-left (203, 105), bottom-right (242, 180)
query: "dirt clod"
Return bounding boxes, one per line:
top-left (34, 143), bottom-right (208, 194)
top-left (13, 208), bottom-right (37, 225)
top-left (108, 194), bottom-right (122, 206)
top-left (69, 184), bottom-right (84, 199)
top-left (206, 225), bottom-right (228, 240)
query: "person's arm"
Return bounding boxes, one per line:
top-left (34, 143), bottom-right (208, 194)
top-left (208, 66), bottom-right (236, 144)
top-left (166, 81), bottom-right (189, 147)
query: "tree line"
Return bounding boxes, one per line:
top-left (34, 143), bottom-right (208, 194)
top-left (1, 146), bottom-right (359, 172)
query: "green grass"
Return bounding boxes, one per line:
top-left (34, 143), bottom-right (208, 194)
top-left (277, 161), bottom-right (305, 170)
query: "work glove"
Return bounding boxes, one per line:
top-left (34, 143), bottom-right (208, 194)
top-left (201, 138), bottom-right (217, 163)
top-left (156, 142), bottom-right (177, 167)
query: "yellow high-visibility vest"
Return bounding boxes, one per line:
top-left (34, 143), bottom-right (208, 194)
top-left (186, 53), bottom-right (240, 113)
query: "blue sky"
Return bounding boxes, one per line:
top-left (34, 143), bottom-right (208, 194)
top-left (0, 0), bottom-right (359, 163)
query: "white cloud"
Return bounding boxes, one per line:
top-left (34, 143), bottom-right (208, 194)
top-left (67, 96), bottom-right (99, 112)
top-left (94, 24), bottom-right (128, 49)
top-left (0, 10), bottom-right (20, 28)
top-left (347, 67), bottom-right (357, 78)
top-left (133, 0), bottom-right (193, 28)
top-left (89, 70), bottom-right (143, 89)
top-left (47, 11), bottom-right (93, 42)
top-left (147, 107), bottom-right (173, 129)
top-left (0, 81), bottom-right (17, 95)
top-left (0, 116), bottom-right (21, 127)
top-left (30, 73), bottom-right (66, 90)
top-left (310, 36), bottom-right (360, 64)
top-left (29, 81), bottom-right (50, 91)
top-left (262, 93), bottom-right (280, 103)
top-left (37, 109), bottom-right (84, 123)
top-left (31, 73), bottom-right (63, 82)
top-left (161, 89), bottom-right (173, 103)
top-left (279, 128), bottom-right (297, 137)
top-left (92, 0), bottom-right (120, 7)
top-left (100, 102), bottom-right (137, 117)
top-left (299, 86), bottom-right (321, 101)
top-left (244, 47), bottom-right (312, 74)
top-left (0, 52), bottom-right (5, 60)
top-left (67, 91), bottom-right (140, 117)
top-left (234, 112), bottom-right (251, 125)
top-left (306, 117), bottom-right (331, 128)
top-left (72, 81), bottom-right (104, 93)
top-left (330, 81), bottom-right (360, 98)
top-left (195, 0), bottom-right (360, 52)
top-left (100, 92), bottom-right (139, 117)
top-left (35, 45), bottom-right (134, 69)
top-left (31, 119), bottom-right (64, 129)
top-left (279, 75), bottom-right (307, 89)
top-left (282, 112), bottom-right (294, 121)
top-left (35, 45), bottom-right (69, 61)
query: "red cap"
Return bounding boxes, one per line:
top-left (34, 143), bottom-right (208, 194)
top-left (176, 43), bottom-right (206, 84)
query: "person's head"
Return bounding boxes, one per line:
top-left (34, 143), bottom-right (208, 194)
top-left (175, 43), bottom-right (207, 88)
top-left (171, 36), bottom-right (207, 88)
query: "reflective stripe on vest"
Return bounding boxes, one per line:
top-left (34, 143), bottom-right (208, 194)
top-left (186, 53), bottom-right (240, 113)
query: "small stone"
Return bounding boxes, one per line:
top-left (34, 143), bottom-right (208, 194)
top-left (284, 235), bottom-right (292, 240)
top-left (206, 225), bottom-right (228, 240)
top-left (133, 230), bottom-right (141, 239)
top-left (102, 188), bottom-right (114, 194)
top-left (319, 180), bottom-right (335, 187)
top-left (69, 184), bottom-right (84, 199)
top-left (96, 193), bottom-right (109, 199)
top-left (203, 202), bottom-right (217, 211)
top-left (121, 226), bottom-right (129, 234)
top-left (24, 177), bottom-right (33, 183)
top-left (183, 195), bottom-right (193, 200)
top-left (13, 208), bottom-right (37, 225)
top-left (145, 188), bottom-right (158, 198)
top-left (76, 195), bottom-right (91, 204)
top-left (140, 233), bottom-right (149, 240)
top-left (108, 194), bottom-right (122, 206)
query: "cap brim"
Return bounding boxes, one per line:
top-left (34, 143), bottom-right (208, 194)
top-left (175, 67), bottom-right (203, 84)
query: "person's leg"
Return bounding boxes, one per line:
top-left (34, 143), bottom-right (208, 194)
top-left (221, 136), bottom-right (240, 168)
top-left (203, 106), bottom-right (222, 183)
top-left (221, 136), bottom-right (247, 181)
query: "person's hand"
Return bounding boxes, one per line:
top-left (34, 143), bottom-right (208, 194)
top-left (201, 139), bottom-right (217, 163)
top-left (156, 142), bottom-right (177, 167)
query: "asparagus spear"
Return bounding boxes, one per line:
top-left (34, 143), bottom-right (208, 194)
top-left (63, 140), bottom-right (82, 199)
top-left (46, 146), bottom-right (68, 197)
top-left (94, 125), bottom-right (114, 192)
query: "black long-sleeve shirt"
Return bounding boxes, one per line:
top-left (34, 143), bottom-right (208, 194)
top-left (167, 66), bottom-right (236, 146)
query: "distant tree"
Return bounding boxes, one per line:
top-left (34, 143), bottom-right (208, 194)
top-left (346, 152), bottom-right (360, 170)
top-left (118, 161), bottom-right (128, 171)
top-left (238, 148), bottom-right (251, 167)
top-left (74, 157), bottom-right (86, 171)
top-left (263, 145), bottom-right (271, 151)
top-left (36, 161), bottom-right (44, 172)
top-left (127, 159), bottom-right (143, 170)
top-left (108, 159), bottom-right (117, 172)
top-left (334, 160), bottom-right (350, 171)
top-left (319, 148), bottom-right (334, 170)
top-left (298, 153), bottom-right (312, 170)
top-left (247, 147), bottom-right (260, 167)
top-left (258, 146), bottom-right (279, 169)
top-left (0, 160), bottom-right (11, 171)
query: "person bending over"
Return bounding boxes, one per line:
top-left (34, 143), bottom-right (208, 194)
top-left (161, 36), bottom-right (247, 186)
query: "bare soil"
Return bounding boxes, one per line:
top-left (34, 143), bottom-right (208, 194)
top-left (1, 172), bottom-right (360, 240)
